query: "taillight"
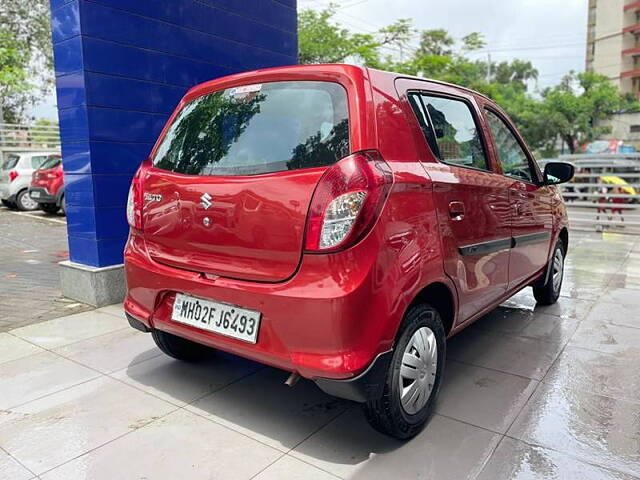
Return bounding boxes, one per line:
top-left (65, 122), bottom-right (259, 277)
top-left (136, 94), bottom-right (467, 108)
top-left (126, 169), bottom-right (143, 230)
top-left (9, 171), bottom-right (18, 182)
top-left (46, 170), bottom-right (62, 179)
top-left (305, 150), bottom-right (393, 252)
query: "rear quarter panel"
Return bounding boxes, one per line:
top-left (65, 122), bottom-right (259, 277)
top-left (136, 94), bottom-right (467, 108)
top-left (367, 69), bottom-right (457, 342)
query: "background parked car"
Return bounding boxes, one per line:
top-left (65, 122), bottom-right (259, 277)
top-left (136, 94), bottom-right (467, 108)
top-left (0, 151), bottom-right (60, 211)
top-left (29, 153), bottom-right (65, 215)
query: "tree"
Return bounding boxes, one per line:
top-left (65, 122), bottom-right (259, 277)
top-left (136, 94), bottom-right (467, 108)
top-left (0, 28), bottom-right (29, 123)
top-left (541, 71), bottom-right (637, 153)
top-left (417, 29), bottom-right (454, 56)
top-left (298, 7), bottom-right (637, 156)
top-left (298, 4), bottom-right (412, 68)
top-left (492, 59), bottom-right (538, 87)
top-left (461, 32), bottom-right (485, 52)
top-left (0, 0), bottom-right (53, 122)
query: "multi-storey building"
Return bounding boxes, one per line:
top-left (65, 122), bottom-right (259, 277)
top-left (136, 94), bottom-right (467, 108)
top-left (586, 0), bottom-right (640, 96)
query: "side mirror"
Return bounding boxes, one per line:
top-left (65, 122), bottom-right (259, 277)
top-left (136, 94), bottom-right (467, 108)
top-left (543, 161), bottom-right (574, 185)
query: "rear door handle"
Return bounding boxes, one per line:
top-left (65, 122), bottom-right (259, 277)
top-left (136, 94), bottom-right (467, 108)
top-left (448, 201), bottom-right (465, 220)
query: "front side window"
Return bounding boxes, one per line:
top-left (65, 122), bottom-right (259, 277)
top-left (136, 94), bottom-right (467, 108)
top-left (485, 110), bottom-right (535, 182)
top-left (409, 93), bottom-right (489, 171)
top-left (153, 81), bottom-right (350, 176)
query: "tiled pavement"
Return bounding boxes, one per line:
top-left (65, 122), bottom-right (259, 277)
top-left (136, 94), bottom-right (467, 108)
top-left (1, 231), bottom-right (639, 479)
top-left (0, 207), bottom-right (92, 332)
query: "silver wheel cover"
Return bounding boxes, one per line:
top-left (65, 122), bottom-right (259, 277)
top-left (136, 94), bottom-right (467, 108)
top-left (552, 248), bottom-right (564, 294)
top-left (20, 192), bottom-right (38, 210)
top-left (399, 326), bottom-right (438, 415)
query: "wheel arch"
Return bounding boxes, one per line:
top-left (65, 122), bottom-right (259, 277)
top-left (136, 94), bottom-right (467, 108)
top-left (56, 187), bottom-right (65, 206)
top-left (558, 227), bottom-right (568, 255)
top-left (406, 281), bottom-right (456, 337)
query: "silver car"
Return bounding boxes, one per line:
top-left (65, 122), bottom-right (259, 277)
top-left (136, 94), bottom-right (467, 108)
top-left (0, 151), bottom-right (59, 211)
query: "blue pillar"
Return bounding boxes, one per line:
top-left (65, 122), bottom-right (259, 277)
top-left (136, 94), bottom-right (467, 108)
top-left (50, 0), bottom-right (298, 269)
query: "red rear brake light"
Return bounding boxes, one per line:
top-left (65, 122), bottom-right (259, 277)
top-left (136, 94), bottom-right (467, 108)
top-left (304, 150), bottom-right (393, 253)
top-left (9, 171), bottom-right (18, 182)
top-left (127, 168), bottom-right (144, 230)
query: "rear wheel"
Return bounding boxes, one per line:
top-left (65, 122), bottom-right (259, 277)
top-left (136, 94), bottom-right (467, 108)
top-left (59, 195), bottom-right (66, 216)
top-left (364, 304), bottom-right (446, 439)
top-left (151, 329), bottom-right (214, 362)
top-left (16, 189), bottom-right (39, 211)
top-left (41, 203), bottom-right (60, 214)
top-left (532, 241), bottom-right (565, 305)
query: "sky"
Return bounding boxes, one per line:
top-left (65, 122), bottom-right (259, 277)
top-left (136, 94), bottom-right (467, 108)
top-left (30, 0), bottom-right (588, 120)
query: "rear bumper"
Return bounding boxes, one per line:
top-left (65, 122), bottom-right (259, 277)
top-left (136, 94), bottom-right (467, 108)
top-left (124, 230), bottom-right (397, 383)
top-left (0, 184), bottom-right (13, 201)
top-left (313, 349), bottom-right (393, 402)
top-left (28, 187), bottom-right (57, 204)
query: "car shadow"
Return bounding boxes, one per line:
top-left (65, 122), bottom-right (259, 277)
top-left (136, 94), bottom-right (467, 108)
top-left (123, 348), bottom-right (403, 465)
top-left (119, 299), bottom-right (554, 471)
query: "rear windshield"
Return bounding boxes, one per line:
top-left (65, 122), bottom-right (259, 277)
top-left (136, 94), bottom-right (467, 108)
top-left (2, 155), bottom-right (19, 170)
top-left (153, 81), bottom-right (350, 176)
top-left (39, 155), bottom-right (62, 170)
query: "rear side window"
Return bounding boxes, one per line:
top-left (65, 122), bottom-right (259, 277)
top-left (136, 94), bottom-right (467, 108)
top-left (2, 155), bottom-right (19, 170)
top-left (485, 110), bottom-right (535, 182)
top-left (408, 93), bottom-right (489, 171)
top-left (153, 81), bottom-right (350, 176)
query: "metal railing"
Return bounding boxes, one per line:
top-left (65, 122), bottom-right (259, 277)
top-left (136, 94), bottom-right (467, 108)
top-left (542, 154), bottom-right (640, 234)
top-left (0, 122), bottom-right (61, 152)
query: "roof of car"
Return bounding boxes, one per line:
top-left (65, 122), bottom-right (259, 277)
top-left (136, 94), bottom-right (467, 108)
top-left (366, 66), bottom-right (492, 101)
top-left (185, 63), bottom-right (494, 106)
top-left (17, 151), bottom-right (60, 158)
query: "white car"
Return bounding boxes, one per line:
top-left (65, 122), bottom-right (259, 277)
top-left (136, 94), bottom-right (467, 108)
top-left (0, 151), bottom-right (60, 211)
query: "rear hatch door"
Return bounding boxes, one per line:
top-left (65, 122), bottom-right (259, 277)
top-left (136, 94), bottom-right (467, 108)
top-left (142, 80), bottom-right (350, 282)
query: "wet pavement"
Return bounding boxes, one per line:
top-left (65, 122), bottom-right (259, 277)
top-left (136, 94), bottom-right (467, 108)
top-left (0, 231), bottom-right (639, 479)
top-left (0, 206), bottom-right (92, 331)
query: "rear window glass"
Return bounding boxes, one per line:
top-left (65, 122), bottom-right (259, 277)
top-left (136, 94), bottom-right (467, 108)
top-left (39, 155), bottom-right (62, 170)
top-left (30, 155), bottom-right (48, 169)
top-left (2, 155), bottom-right (19, 170)
top-left (153, 81), bottom-right (350, 176)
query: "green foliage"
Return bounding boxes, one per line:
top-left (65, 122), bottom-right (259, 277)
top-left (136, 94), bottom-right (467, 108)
top-left (418, 29), bottom-right (454, 56)
top-left (0, 28), bottom-right (29, 122)
top-left (0, 0), bottom-right (53, 122)
top-left (298, 6), bottom-right (636, 156)
top-left (30, 118), bottom-right (59, 143)
top-left (540, 71), bottom-right (639, 153)
top-left (298, 4), bottom-right (412, 68)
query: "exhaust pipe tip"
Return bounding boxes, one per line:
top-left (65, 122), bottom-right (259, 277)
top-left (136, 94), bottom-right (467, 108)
top-left (285, 372), bottom-right (301, 387)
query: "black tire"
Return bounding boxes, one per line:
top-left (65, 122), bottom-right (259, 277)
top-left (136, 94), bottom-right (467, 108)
top-left (59, 195), bottom-right (66, 216)
top-left (151, 329), bottom-right (214, 362)
top-left (1, 199), bottom-right (16, 209)
top-left (41, 203), bottom-right (60, 214)
top-left (16, 189), bottom-right (39, 211)
top-left (532, 241), bottom-right (565, 305)
top-left (364, 304), bottom-right (446, 440)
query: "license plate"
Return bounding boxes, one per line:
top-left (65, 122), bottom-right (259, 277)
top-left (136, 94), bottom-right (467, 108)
top-left (30, 191), bottom-right (40, 198)
top-left (171, 293), bottom-right (261, 344)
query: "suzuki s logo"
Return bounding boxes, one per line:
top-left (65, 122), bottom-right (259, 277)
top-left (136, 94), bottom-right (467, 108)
top-left (200, 193), bottom-right (212, 210)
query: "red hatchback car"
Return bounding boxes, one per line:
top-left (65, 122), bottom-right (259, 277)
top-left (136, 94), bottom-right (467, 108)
top-left (124, 64), bottom-right (573, 439)
top-left (29, 153), bottom-right (66, 215)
